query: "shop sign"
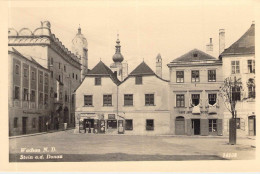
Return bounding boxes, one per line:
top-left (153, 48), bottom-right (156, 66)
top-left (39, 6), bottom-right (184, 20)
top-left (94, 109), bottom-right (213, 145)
top-left (108, 114), bottom-right (115, 119)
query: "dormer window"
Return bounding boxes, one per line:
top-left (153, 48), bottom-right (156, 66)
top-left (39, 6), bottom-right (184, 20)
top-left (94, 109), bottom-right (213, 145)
top-left (193, 53), bottom-right (198, 57)
top-left (135, 76), bottom-right (142, 85)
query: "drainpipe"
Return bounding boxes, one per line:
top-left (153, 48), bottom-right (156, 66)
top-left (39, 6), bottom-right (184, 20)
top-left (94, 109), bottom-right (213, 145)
top-left (117, 85), bottom-right (119, 117)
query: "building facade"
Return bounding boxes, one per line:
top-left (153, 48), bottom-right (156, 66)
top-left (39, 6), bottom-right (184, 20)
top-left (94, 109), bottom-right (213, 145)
top-left (8, 21), bottom-right (82, 135)
top-left (220, 22), bottom-right (255, 136)
top-left (167, 49), bottom-right (224, 136)
top-left (8, 48), bottom-right (51, 136)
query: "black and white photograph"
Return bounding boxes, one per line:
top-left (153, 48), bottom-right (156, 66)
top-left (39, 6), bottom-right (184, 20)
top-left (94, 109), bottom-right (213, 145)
top-left (1, 0), bottom-right (259, 172)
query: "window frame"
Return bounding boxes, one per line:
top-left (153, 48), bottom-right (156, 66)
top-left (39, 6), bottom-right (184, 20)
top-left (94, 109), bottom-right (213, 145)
top-left (23, 67), bottom-right (28, 78)
top-left (191, 94), bottom-right (200, 106)
top-left (191, 70), bottom-right (200, 82)
top-left (247, 60), bottom-right (255, 73)
top-left (208, 70), bottom-right (216, 82)
top-left (84, 95), bottom-right (93, 106)
top-left (135, 76), bottom-right (142, 85)
top-left (145, 94), bottom-right (154, 106)
top-left (208, 93), bottom-right (217, 105)
top-left (14, 86), bottom-right (20, 100)
top-left (146, 119), bottom-right (154, 131)
top-left (209, 119), bottom-right (217, 132)
top-left (23, 88), bottom-right (29, 101)
top-left (176, 94), bottom-right (185, 107)
top-left (103, 94), bottom-right (112, 106)
top-left (125, 119), bottom-right (133, 130)
top-left (231, 61), bottom-right (240, 74)
top-left (31, 90), bottom-right (36, 102)
top-left (95, 77), bottom-right (101, 86)
top-left (124, 94), bottom-right (133, 106)
top-left (176, 71), bottom-right (184, 83)
top-left (236, 118), bottom-right (241, 129)
top-left (15, 64), bottom-right (20, 75)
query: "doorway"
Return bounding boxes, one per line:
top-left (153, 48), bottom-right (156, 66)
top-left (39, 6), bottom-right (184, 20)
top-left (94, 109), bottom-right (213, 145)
top-left (22, 117), bottom-right (27, 134)
top-left (192, 119), bottom-right (200, 135)
top-left (175, 116), bottom-right (185, 135)
top-left (84, 119), bottom-right (94, 133)
top-left (248, 116), bottom-right (256, 136)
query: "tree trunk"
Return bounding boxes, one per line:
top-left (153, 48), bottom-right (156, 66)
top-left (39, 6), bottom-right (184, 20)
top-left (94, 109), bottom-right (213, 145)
top-left (229, 118), bottom-right (237, 145)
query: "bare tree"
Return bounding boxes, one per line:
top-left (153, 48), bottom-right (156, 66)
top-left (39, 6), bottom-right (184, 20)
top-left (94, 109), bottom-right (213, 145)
top-left (219, 76), bottom-right (243, 145)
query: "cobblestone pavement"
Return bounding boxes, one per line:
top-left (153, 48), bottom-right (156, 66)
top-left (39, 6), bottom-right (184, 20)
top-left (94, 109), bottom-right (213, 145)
top-left (9, 130), bottom-right (256, 161)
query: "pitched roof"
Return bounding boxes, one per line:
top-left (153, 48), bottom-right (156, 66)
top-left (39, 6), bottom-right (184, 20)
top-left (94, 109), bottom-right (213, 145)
top-left (129, 61), bottom-right (155, 76)
top-left (86, 61), bottom-right (120, 85)
top-left (171, 49), bottom-right (217, 63)
top-left (221, 23), bottom-right (255, 55)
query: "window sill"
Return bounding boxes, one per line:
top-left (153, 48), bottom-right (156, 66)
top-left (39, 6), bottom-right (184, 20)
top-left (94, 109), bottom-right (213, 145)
top-left (124, 105), bottom-right (134, 107)
top-left (145, 105), bottom-right (156, 106)
top-left (125, 129), bottom-right (133, 131)
top-left (174, 107), bottom-right (187, 108)
top-left (103, 105), bottom-right (113, 107)
top-left (83, 105), bottom-right (94, 107)
top-left (146, 129), bottom-right (154, 131)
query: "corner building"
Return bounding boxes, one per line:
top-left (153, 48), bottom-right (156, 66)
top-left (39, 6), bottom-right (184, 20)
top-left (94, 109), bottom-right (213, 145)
top-left (167, 49), bottom-right (224, 136)
top-left (8, 21), bottom-right (82, 135)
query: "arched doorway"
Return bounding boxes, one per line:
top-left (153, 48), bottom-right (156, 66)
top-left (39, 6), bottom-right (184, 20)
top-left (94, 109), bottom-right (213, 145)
top-left (175, 116), bottom-right (185, 135)
top-left (64, 107), bottom-right (69, 124)
top-left (248, 115), bottom-right (256, 136)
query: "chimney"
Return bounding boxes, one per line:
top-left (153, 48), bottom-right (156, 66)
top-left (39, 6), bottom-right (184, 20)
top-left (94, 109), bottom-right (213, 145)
top-left (219, 29), bottom-right (225, 55)
top-left (206, 38), bottom-right (213, 55)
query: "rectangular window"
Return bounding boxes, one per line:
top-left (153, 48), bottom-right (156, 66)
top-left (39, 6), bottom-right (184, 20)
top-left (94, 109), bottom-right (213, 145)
top-left (248, 60), bottom-right (255, 73)
top-left (231, 61), bottom-right (240, 74)
top-left (32, 118), bottom-right (36, 128)
top-left (191, 70), bottom-right (200, 82)
top-left (125, 119), bottom-right (133, 130)
top-left (208, 70), bottom-right (216, 82)
top-left (84, 95), bottom-right (93, 106)
top-left (95, 77), bottom-right (101, 85)
top-left (31, 90), bottom-right (36, 102)
top-left (236, 118), bottom-right (240, 129)
top-left (232, 87), bottom-right (241, 101)
top-left (191, 94), bottom-right (200, 106)
top-left (146, 119), bottom-right (154, 131)
top-left (14, 117), bottom-right (18, 128)
top-left (124, 94), bottom-right (133, 106)
top-left (44, 94), bottom-right (48, 104)
top-left (209, 119), bottom-right (217, 132)
top-left (44, 74), bottom-right (48, 85)
top-left (39, 74), bottom-right (43, 84)
top-left (24, 68), bottom-right (28, 78)
top-left (103, 94), bottom-right (112, 106)
top-left (15, 64), bottom-right (20, 75)
top-left (145, 94), bottom-right (154, 106)
top-left (176, 71), bottom-right (184, 83)
top-left (135, 76), bottom-right (142, 84)
top-left (176, 94), bottom-right (185, 107)
top-left (31, 71), bottom-right (36, 80)
top-left (14, 86), bottom-right (20, 100)
top-left (23, 88), bottom-right (29, 101)
top-left (208, 94), bottom-right (217, 105)
top-left (39, 92), bottom-right (43, 104)
top-left (64, 65), bottom-right (66, 72)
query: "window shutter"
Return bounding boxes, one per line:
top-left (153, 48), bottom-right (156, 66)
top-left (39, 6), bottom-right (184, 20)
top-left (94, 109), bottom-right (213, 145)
top-left (200, 119), bottom-right (209, 136)
top-left (217, 119), bottom-right (223, 136)
top-left (186, 119), bottom-right (192, 136)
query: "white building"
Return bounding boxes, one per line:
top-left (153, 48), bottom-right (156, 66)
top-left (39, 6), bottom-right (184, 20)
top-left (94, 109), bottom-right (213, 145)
top-left (220, 22), bottom-right (255, 136)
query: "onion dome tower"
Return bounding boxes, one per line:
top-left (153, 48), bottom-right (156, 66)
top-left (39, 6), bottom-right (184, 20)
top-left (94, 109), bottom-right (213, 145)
top-left (72, 25), bottom-right (88, 81)
top-left (112, 34), bottom-right (124, 63)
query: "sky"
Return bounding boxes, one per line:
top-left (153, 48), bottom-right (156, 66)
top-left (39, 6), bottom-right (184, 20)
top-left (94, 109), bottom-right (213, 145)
top-left (8, 0), bottom-right (256, 80)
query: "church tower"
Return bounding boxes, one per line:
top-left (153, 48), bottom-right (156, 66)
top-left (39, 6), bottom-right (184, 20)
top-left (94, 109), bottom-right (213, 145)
top-left (72, 26), bottom-right (88, 81)
top-left (110, 34), bottom-right (127, 81)
top-left (156, 53), bottom-right (162, 78)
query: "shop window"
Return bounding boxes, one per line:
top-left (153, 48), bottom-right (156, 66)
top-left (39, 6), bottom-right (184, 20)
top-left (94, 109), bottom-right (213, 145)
top-left (209, 119), bottom-right (217, 132)
top-left (248, 60), bottom-right (255, 73)
top-left (236, 118), bottom-right (240, 129)
top-left (23, 88), bottom-right (29, 101)
top-left (208, 94), bottom-right (217, 105)
top-left (84, 95), bottom-right (93, 106)
top-left (14, 117), bottom-right (18, 128)
top-left (14, 86), bottom-right (20, 100)
top-left (95, 77), bottom-right (101, 85)
top-left (103, 94), bottom-right (112, 106)
top-left (124, 94), bottom-right (133, 106)
top-left (208, 70), bottom-right (216, 82)
top-left (146, 119), bottom-right (154, 131)
top-left (15, 64), bottom-right (20, 75)
top-left (125, 119), bottom-right (133, 130)
top-left (145, 94), bottom-right (154, 106)
top-left (191, 94), bottom-right (200, 106)
top-left (191, 70), bottom-right (199, 82)
top-left (31, 90), bottom-right (36, 102)
top-left (176, 71), bottom-right (184, 83)
top-left (32, 118), bottom-right (36, 128)
top-left (176, 94), bottom-right (185, 107)
top-left (135, 76), bottom-right (142, 85)
top-left (231, 61), bottom-right (240, 74)
top-left (232, 87), bottom-right (241, 101)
